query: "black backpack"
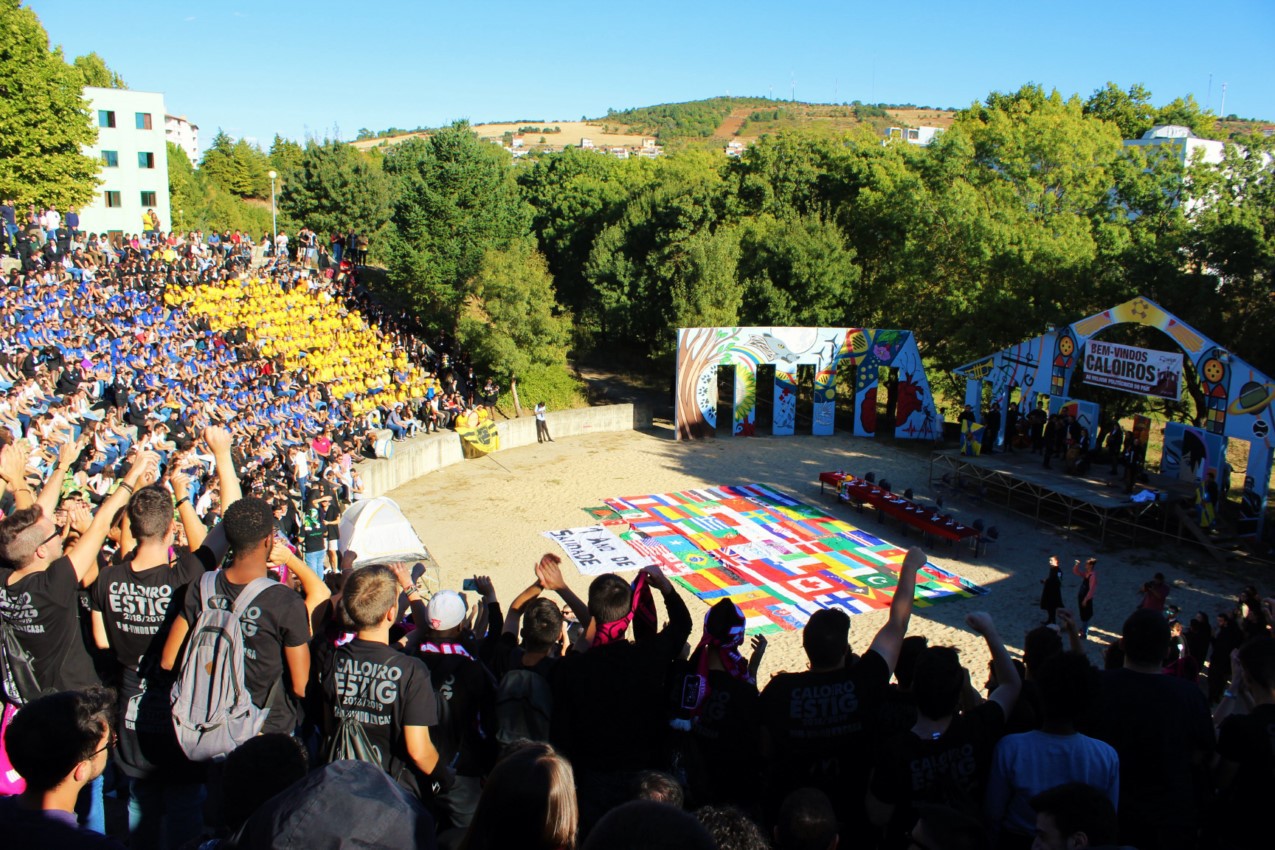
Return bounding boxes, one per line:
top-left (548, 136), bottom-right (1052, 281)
top-left (326, 714), bottom-right (382, 766)
top-left (0, 612), bottom-right (45, 707)
top-left (494, 652), bottom-right (553, 751)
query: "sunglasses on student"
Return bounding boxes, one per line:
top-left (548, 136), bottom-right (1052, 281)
top-left (39, 527), bottom-right (61, 548)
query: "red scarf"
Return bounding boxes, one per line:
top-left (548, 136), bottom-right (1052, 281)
top-left (591, 571), bottom-right (658, 647)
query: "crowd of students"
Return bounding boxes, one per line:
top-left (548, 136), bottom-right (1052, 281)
top-left (3, 429), bottom-right (1274, 850)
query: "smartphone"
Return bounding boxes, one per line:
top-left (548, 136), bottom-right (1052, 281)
top-left (462, 578), bottom-right (478, 591)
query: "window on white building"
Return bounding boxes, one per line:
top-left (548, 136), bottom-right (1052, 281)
top-left (140, 191), bottom-right (157, 207)
top-left (101, 150), bottom-right (119, 167)
top-left (104, 191), bottom-right (122, 208)
top-left (138, 152), bottom-right (155, 169)
top-left (136, 112), bottom-right (153, 131)
top-left (98, 110), bottom-right (116, 128)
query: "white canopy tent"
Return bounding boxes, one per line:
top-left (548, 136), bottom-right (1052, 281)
top-left (338, 497), bottom-right (433, 569)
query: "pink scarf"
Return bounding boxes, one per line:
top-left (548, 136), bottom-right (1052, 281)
top-left (591, 571), bottom-right (658, 647)
top-left (674, 601), bottom-right (753, 725)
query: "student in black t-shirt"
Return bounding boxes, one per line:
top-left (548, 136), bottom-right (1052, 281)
top-left (89, 442), bottom-right (239, 850)
top-left (320, 564), bottom-right (451, 797)
top-left (0, 451), bottom-right (155, 834)
top-left (161, 497), bottom-right (328, 737)
top-left (866, 612), bottom-right (1021, 849)
top-left (412, 587), bottom-right (497, 831)
top-left (1090, 610), bottom-right (1214, 850)
top-left (550, 562), bottom-right (692, 831)
top-left (488, 554), bottom-right (589, 679)
top-left (1210, 635), bottom-right (1275, 850)
top-left (759, 547), bottom-right (925, 831)
top-left (0, 687), bottom-right (123, 849)
top-left (668, 599), bottom-right (767, 812)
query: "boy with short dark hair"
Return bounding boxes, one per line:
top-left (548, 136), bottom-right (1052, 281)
top-left (320, 564), bottom-right (447, 797)
top-left (0, 686), bottom-right (123, 848)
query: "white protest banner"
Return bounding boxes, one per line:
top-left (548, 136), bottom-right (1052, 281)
top-left (542, 525), bottom-right (652, 576)
top-left (1083, 340), bottom-right (1182, 400)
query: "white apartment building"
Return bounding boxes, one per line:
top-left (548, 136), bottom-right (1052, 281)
top-left (165, 114), bottom-right (200, 165)
top-left (886, 126), bottom-right (942, 146)
top-left (79, 86), bottom-right (171, 236)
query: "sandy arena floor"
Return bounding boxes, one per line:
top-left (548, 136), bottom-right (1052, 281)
top-left (388, 426), bottom-right (1246, 682)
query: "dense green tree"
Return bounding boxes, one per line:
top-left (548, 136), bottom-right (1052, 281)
top-left (519, 147), bottom-right (655, 325)
top-left (269, 135), bottom-right (304, 181)
top-left (69, 52), bottom-right (126, 89)
top-left (737, 212), bottom-right (861, 326)
top-left (200, 130), bottom-right (271, 198)
top-left (1178, 132), bottom-right (1275, 368)
top-left (278, 140), bottom-right (392, 244)
top-left (0, 0), bottom-right (100, 207)
top-left (1084, 82), bottom-right (1157, 139)
top-left (167, 140), bottom-right (272, 235)
top-left (583, 151), bottom-right (741, 355)
top-left (457, 238), bottom-right (574, 380)
top-left (383, 122), bottom-right (531, 327)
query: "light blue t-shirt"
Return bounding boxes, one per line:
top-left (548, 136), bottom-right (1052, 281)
top-left (985, 730), bottom-right (1120, 839)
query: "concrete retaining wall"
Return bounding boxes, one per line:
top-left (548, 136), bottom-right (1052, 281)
top-left (359, 403), bottom-right (651, 498)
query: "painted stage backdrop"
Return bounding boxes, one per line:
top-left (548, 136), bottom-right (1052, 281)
top-left (546, 485), bottom-right (987, 634)
top-left (954, 296), bottom-right (1275, 535)
top-left (675, 327), bottom-right (941, 441)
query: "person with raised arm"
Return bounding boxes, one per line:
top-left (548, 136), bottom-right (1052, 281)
top-left (760, 547), bottom-right (925, 833)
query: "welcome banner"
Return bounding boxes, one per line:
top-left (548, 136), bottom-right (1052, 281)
top-left (1083, 340), bottom-right (1182, 400)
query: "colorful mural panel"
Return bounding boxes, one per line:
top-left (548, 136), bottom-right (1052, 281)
top-left (675, 327), bottom-right (941, 442)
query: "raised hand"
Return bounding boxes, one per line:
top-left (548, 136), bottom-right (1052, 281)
top-left (902, 547), bottom-right (926, 574)
top-left (203, 425), bottom-right (233, 455)
top-left (965, 611), bottom-right (996, 635)
top-left (66, 500), bottom-right (94, 535)
top-left (170, 469), bottom-right (192, 501)
top-left (534, 553), bottom-right (566, 591)
top-left (0, 442), bottom-right (30, 485)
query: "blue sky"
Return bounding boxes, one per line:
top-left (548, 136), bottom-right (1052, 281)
top-left (29, 0), bottom-right (1275, 152)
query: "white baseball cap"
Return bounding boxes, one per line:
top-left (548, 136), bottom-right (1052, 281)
top-left (427, 590), bottom-right (466, 631)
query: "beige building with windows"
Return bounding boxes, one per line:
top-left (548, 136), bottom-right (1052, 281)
top-left (79, 86), bottom-right (171, 236)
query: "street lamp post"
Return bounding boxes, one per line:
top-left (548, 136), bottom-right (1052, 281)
top-left (268, 170), bottom-right (278, 258)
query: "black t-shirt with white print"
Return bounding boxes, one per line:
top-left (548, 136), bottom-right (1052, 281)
top-left (322, 637), bottom-right (438, 789)
top-left (179, 569), bottom-right (310, 735)
top-left (869, 700), bottom-right (1006, 846)
top-left (90, 549), bottom-right (207, 671)
top-left (759, 649), bottom-right (890, 822)
top-left (0, 555), bottom-right (100, 692)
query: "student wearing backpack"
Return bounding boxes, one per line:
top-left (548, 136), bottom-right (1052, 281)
top-left (161, 497), bottom-right (329, 756)
top-left (0, 450), bottom-right (158, 834)
top-left (319, 564), bottom-right (453, 798)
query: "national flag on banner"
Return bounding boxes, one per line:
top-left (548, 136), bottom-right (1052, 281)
top-left (456, 420), bottom-right (500, 454)
top-left (961, 420), bottom-right (984, 456)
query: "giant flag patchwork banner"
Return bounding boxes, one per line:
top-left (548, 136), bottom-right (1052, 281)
top-left (546, 484), bottom-right (987, 634)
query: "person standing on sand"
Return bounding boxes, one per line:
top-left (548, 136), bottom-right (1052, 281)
top-left (1073, 558), bottom-right (1097, 637)
top-left (1138, 572), bottom-right (1170, 613)
top-left (1040, 556), bottom-right (1063, 625)
top-left (535, 402), bottom-right (552, 443)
